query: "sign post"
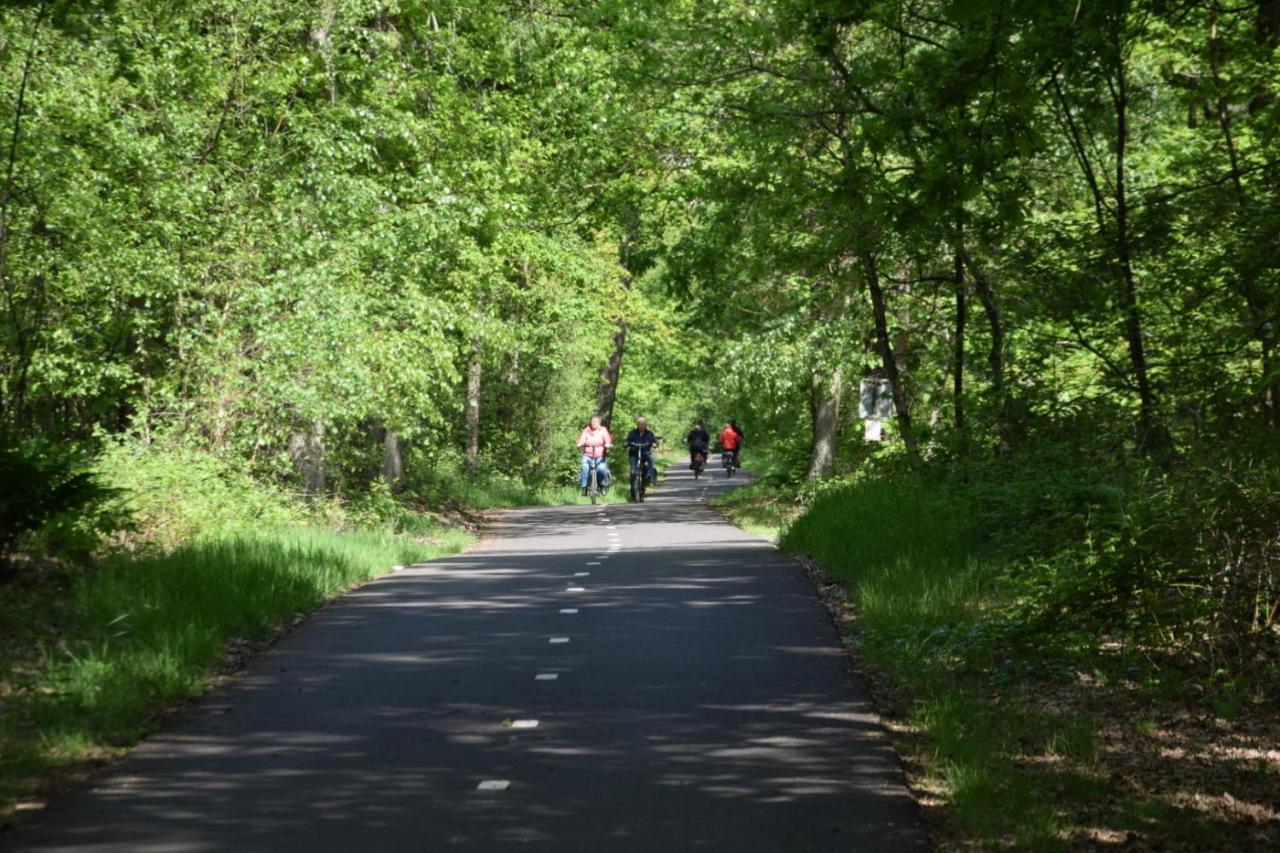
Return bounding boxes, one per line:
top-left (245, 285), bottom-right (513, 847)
top-left (859, 378), bottom-right (895, 442)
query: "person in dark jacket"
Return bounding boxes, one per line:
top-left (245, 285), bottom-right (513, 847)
top-left (685, 422), bottom-right (710, 470)
top-left (625, 417), bottom-right (659, 491)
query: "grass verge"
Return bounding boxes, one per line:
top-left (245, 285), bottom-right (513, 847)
top-left (725, 460), bottom-right (1277, 850)
top-left (0, 520), bottom-right (471, 825)
top-left (709, 448), bottom-right (803, 540)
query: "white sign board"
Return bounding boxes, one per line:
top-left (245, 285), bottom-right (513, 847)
top-left (858, 378), bottom-right (895, 419)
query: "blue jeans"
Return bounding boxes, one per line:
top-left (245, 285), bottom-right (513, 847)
top-left (580, 455), bottom-right (610, 489)
top-left (629, 450), bottom-right (656, 485)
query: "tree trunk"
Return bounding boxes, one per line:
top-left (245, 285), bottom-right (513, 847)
top-left (952, 250), bottom-right (966, 434)
top-left (959, 248), bottom-right (1008, 445)
top-left (596, 234), bottom-right (636, 429)
top-left (0, 1), bottom-right (51, 427)
top-left (1054, 47), bottom-right (1164, 451)
top-left (382, 430), bottom-right (404, 491)
top-left (1110, 49), bottom-right (1163, 451)
top-left (595, 321), bottom-right (626, 428)
top-left (863, 252), bottom-right (917, 456)
top-left (1208, 2), bottom-right (1278, 426)
top-left (807, 365), bottom-right (843, 479)
top-left (464, 353), bottom-right (481, 471)
top-left (289, 419), bottom-right (325, 496)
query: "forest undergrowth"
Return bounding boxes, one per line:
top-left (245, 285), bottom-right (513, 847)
top-left (719, 441), bottom-right (1280, 851)
top-left (0, 438), bottom-right (477, 825)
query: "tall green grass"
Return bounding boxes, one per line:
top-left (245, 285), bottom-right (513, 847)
top-left (780, 472), bottom-right (1082, 849)
top-left (783, 474), bottom-right (991, 633)
top-left (0, 523), bottom-right (469, 815)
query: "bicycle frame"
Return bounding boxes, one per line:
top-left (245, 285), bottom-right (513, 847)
top-left (587, 456), bottom-right (602, 504)
top-left (628, 440), bottom-right (655, 502)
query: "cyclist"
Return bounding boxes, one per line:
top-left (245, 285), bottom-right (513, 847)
top-left (718, 421), bottom-right (742, 468)
top-left (686, 421), bottom-right (710, 471)
top-left (576, 415), bottom-right (613, 495)
top-left (625, 416), bottom-right (659, 498)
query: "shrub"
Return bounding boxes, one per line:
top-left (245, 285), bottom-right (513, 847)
top-left (0, 437), bottom-right (120, 580)
top-left (95, 438), bottom-right (306, 549)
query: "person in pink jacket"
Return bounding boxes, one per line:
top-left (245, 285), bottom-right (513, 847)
top-left (576, 416), bottom-right (613, 494)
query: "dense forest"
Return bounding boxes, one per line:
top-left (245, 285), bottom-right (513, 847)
top-left (2, 0), bottom-right (1277, 847)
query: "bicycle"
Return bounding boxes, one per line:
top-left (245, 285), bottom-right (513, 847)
top-left (690, 448), bottom-right (708, 479)
top-left (627, 438), bottom-right (659, 503)
top-left (721, 447), bottom-right (737, 478)
top-left (584, 454), bottom-right (609, 505)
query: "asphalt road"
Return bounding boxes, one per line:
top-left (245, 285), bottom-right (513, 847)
top-left (6, 462), bottom-right (927, 852)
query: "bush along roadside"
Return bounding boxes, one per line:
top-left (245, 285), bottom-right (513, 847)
top-left (735, 445), bottom-right (1279, 851)
top-left (0, 440), bottom-right (474, 826)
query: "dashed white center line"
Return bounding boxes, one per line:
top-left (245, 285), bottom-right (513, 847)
top-left (549, 637), bottom-right (570, 644)
top-left (510, 719), bottom-right (539, 729)
top-left (567, 586), bottom-right (586, 592)
top-left (477, 780), bottom-right (511, 791)
top-left (559, 608), bottom-right (578, 614)
top-left (586, 561), bottom-right (601, 566)
top-left (535, 673), bottom-right (559, 681)
top-left (574, 571), bottom-right (590, 576)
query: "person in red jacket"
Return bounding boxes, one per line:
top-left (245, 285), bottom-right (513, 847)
top-left (718, 422), bottom-right (741, 467)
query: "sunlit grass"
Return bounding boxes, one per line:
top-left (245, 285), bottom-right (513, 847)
top-left (778, 472), bottom-right (1071, 846)
top-left (0, 521), bottom-right (471, 818)
top-left (710, 450), bottom-right (801, 540)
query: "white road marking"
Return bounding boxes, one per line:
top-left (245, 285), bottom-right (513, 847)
top-left (511, 719), bottom-right (539, 729)
top-left (549, 637), bottom-right (570, 644)
top-left (586, 561), bottom-right (601, 566)
top-left (477, 780), bottom-right (510, 791)
top-left (559, 608), bottom-right (578, 614)
top-left (567, 586), bottom-right (586, 592)
top-left (535, 673), bottom-right (559, 681)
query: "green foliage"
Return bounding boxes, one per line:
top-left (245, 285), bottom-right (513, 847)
top-left (0, 437), bottom-right (120, 576)
top-left (0, 0), bottom-right (656, 505)
top-left (773, 433), bottom-right (1280, 845)
top-left (1, 0), bottom-right (1278, 837)
top-left (95, 438), bottom-right (307, 550)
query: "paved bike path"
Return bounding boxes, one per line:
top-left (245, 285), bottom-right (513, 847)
top-left (5, 465), bottom-right (927, 852)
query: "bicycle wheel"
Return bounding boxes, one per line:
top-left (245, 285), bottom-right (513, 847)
top-left (589, 466), bottom-right (598, 505)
